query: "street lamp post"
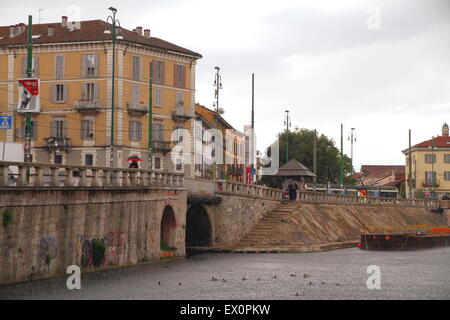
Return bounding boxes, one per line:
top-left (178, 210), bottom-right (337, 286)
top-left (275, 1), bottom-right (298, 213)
top-left (104, 7), bottom-right (123, 168)
top-left (284, 110), bottom-right (291, 163)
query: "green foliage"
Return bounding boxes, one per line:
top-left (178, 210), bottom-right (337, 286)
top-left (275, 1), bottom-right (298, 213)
top-left (2, 210), bottom-right (12, 228)
top-left (160, 242), bottom-right (177, 251)
top-left (45, 254), bottom-right (51, 266)
top-left (91, 240), bottom-right (106, 267)
top-left (262, 128), bottom-right (354, 188)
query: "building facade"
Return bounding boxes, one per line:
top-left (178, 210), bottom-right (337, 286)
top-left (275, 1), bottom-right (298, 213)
top-left (403, 123), bottom-right (450, 197)
top-left (0, 17), bottom-right (201, 175)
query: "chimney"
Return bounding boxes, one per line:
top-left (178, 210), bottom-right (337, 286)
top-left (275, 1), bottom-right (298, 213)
top-left (135, 26), bottom-right (142, 36)
top-left (9, 25), bottom-right (15, 38)
top-left (48, 26), bottom-right (55, 36)
top-left (61, 16), bottom-right (68, 28)
top-left (144, 29), bottom-right (150, 38)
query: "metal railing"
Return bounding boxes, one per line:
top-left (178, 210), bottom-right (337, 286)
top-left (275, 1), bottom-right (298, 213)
top-left (0, 161), bottom-right (184, 189)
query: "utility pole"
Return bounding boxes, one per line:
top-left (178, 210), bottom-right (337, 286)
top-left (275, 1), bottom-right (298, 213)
top-left (148, 62), bottom-right (153, 169)
top-left (313, 129), bottom-right (317, 184)
top-left (284, 110), bottom-right (291, 163)
top-left (251, 73), bottom-right (254, 129)
top-left (105, 7), bottom-right (122, 168)
top-left (408, 129), bottom-right (412, 198)
top-left (24, 15), bottom-right (33, 164)
top-left (213, 66), bottom-right (222, 179)
top-left (340, 123), bottom-right (344, 186)
top-left (251, 73), bottom-right (255, 182)
top-left (348, 127), bottom-right (356, 173)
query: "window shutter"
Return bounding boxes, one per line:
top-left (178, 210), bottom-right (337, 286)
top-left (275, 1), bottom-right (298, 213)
top-left (129, 120), bottom-right (133, 140)
top-left (51, 120), bottom-right (57, 137)
top-left (181, 65), bottom-right (186, 88)
top-left (63, 84), bottom-right (68, 102)
top-left (32, 56), bottom-right (39, 77)
top-left (81, 83), bottom-right (87, 100)
top-left (55, 55), bottom-right (64, 79)
top-left (132, 84), bottom-right (140, 102)
top-left (81, 54), bottom-right (87, 78)
top-left (51, 84), bottom-right (57, 103)
top-left (174, 65), bottom-right (179, 87)
top-left (139, 57), bottom-right (143, 81)
top-left (81, 120), bottom-right (87, 139)
top-left (161, 61), bottom-right (165, 84)
top-left (21, 57), bottom-right (27, 77)
top-left (62, 120), bottom-right (68, 137)
top-left (151, 61), bottom-right (157, 83)
top-left (138, 121), bottom-right (142, 140)
top-left (94, 82), bottom-right (99, 101)
top-left (93, 54), bottom-right (99, 77)
top-left (154, 88), bottom-right (161, 106)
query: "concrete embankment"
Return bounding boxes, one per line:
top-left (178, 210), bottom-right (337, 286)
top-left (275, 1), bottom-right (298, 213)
top-left (228, 202), bottom-right (448, 253)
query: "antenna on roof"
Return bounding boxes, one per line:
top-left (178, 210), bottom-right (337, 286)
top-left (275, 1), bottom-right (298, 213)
top-left (38, 8), bottom-right (44, 24)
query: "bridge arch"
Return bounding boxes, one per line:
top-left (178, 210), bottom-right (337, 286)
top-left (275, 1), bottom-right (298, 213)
top-left (186, 202), bottom-right (212, 247)
top-left (160, 205), bottom-right (177, 249)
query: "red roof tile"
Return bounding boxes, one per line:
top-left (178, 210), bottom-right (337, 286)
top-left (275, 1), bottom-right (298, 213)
top-left (413, 136), bottom-right (450, 148)
top-left (0, 20), bottom-right (202, 58)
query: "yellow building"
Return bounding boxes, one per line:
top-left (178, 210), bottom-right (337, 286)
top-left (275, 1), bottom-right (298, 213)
top-left (0, 17), bottom-right (201, 174)
top-left (403, 123), bottom-right (450, 197)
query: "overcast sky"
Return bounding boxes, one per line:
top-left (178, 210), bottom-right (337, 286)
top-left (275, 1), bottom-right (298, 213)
top-left (2, 0), bottom-right (449, 170)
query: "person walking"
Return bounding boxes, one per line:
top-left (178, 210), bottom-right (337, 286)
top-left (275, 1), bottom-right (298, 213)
top-left (129, 160), bottom-right (139, 169)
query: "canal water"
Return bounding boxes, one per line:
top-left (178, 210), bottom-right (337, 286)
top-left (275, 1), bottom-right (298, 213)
top-left (0, 248), bottom-right (449, 300)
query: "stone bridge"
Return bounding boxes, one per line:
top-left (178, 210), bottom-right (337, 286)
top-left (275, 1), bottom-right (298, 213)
top-left (0, 161), bottom-right (442, 284)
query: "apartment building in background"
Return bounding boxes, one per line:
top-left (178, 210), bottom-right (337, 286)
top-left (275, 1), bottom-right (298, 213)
top-left (402, 123), bottom-right (450, 197)
top-left (0, 17), bottom-right (202, 175)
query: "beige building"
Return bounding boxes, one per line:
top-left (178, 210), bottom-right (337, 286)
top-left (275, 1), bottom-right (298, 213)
top-left (0, 17), bottom-right (201, 175)
top-left (403, 123), bottom-right (450, 197)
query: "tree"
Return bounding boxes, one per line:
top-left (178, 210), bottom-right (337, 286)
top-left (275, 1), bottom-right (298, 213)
top-left (261, 128), bottom-right (354, 188)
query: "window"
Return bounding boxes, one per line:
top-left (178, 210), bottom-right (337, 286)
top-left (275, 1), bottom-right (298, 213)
top-left (55, 55), bottom-right (64, 79)
top-left (445, 172), bottom-right (450, 181)
top-left (81, 120), bottom-right (94, 140)
top-left (52, 84), bottom-right (67, 103)
top-left (154, 157), bottom-right (161, 169)
top-left (51, 120), bottom-right (67, 138)
top-left (173, 64), bottom-right (185, 88)
top-left (153, 123), bottom-right (164, 141)
top-left (20, 120), bottom-right (37, 140)
top-left (176, 160), bottom-right (182, 171)
top-left (129, 120), bottom-right (142, 141)
top-left (152, 61), bottom-right (165, 84)
top-left (425, 154), bottom-right (436, 163)
top-left (82, 54), bottom-right (98, 78)
top-left (176, 91), bottom-right (184, 108)
top-left (54, 154), bottom-right (63, 164)
top-left (133, 56), bottom-right (141, 81)
top-left (445, 154), bottom-right (450, 163)
top-left (82, 83), bottom-right (97, 100)
top-left (21, 56), bottom-right (39, 77)
top-left (425, 171), bottom-right (436, 183)
top-left (154, 88), bottom-right (162, 107)
top-left (132, 84), bottom-right (140, 103)
top-left (85, 154), bottom-right (93, 166)
top-left (174, 125), bottom-right (183, 143)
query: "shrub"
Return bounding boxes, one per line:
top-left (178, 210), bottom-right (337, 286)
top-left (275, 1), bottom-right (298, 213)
top-left (91, 240), bottom-right (106, 267)
top-left (2, 210), bottom-right (12, 228)
top-left (160, 242), bottom-right (176, 251)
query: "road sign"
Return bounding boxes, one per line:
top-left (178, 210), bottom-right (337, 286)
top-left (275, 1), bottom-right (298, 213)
top-left (0, 116), bottom-right (12, 130)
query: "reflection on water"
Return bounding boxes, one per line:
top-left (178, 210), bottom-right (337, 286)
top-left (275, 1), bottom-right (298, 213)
top-left (0, 248), bottom-right (449, 300)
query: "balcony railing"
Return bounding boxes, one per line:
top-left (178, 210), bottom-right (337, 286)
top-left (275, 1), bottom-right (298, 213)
top-left (127, 101), bottom-right (149, 116)
top-left (74, 99), bottom-right (102, 113)
top-left (153, 140), bottom-right (172, 153)
top-left (172, 107), bottom-right (194, 121)
top-left (44, 137), bottom-right (71, 151)
top-left (422, 179), bottom-right (440, 188)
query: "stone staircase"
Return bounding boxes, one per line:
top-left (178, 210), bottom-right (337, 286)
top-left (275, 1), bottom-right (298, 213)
top-left (233, 201), bottom-right (299, 248)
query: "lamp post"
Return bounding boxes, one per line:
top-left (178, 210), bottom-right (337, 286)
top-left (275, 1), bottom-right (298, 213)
top-left (213, 67), bottom-right (222, 179)
top-left (348, 127), bottom-right (356, 173)
top-left (104, 7), bottom-right (123, 168)
top-left (284, 110), bottom-right (291, 163)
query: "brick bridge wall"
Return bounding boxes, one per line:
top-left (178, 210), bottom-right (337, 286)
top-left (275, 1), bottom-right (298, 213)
top-left (0, 187), bottom-right (187, 285)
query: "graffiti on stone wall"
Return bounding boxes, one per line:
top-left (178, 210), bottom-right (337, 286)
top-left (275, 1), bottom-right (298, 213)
top-left (73, 232), bottom-right (127, 268)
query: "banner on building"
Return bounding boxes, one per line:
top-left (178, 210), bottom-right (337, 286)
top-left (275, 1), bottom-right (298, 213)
top-left (358, 189), bottom-right (367, 197)
top-left (17, 78), bottom-right (40, 113)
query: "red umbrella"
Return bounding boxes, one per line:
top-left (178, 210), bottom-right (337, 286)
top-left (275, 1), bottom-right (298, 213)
top-left (126, 155), bottom-right (142, 162)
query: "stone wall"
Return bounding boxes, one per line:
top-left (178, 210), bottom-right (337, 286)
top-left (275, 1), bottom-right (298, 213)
top-left (0, 187), bottom-right (187, 285)
top-left (205, 195), bottom-right (280, 246)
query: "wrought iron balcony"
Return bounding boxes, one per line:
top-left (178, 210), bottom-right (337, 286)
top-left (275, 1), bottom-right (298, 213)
top-left (74, 99), bottom-right (101, 114)
top-left (44, 137), bottom-right (71, 151)
top-left (152, 140), bottom-right (172, 154)
top-left (422, 179), bottom-right (440, 188)
top-left (172, 107), bottom-right (194, 121)
top-left (127, 101), bottom-right (149, 117)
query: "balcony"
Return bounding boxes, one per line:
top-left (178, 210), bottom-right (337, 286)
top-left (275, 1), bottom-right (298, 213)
top-left (44, 137), bottom-right (71, 151)
top-left (422, 179), bottom-right (440, 188)
top-left (74, 99), bottom-right (101, 114)
top-left (153, 140), bottom-right (172, 154)
top-left (172, 107), bottom-right (194, 122)
top-left (127, 101), bottom-right (149, 117)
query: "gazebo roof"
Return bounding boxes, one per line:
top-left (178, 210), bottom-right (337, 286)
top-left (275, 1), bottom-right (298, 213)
top-left (273, 159), bottom-right (316, 177)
